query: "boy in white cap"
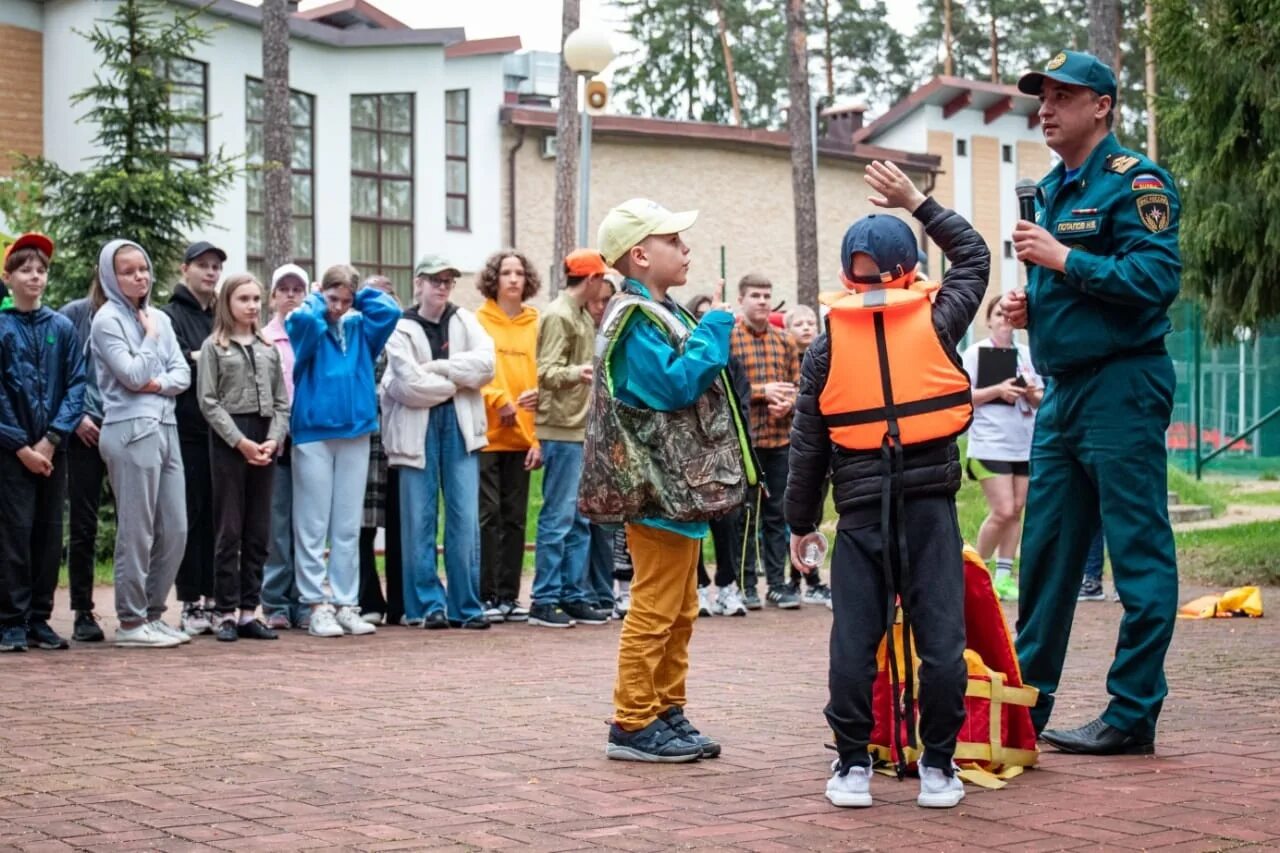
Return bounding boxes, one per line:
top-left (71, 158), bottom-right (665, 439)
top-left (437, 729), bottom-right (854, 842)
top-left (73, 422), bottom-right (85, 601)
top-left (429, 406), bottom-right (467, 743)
top-left (580, 199), bottom-right (757, 762)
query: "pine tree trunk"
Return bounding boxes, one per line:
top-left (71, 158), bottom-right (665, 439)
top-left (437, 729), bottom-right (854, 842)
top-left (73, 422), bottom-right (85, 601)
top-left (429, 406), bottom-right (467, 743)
top-left (943, 0), bottom-right (954, 76)
top-left (552, 0), bottom-right (581, 294)
top-left (1087, 0), bottom-right (1120, 71)
top-left (989, 13), bottom-right (998, 82)
top-left (712, 0), bottom-right (743, 126)
top-left (1144, 0), bottom-right (1157, 158)
top-left (262, 0), bottom-right (293, 274)
top-left (822, 0), bottom-right (835, 98)
top-left (786, 0), bottom-right (819, 311)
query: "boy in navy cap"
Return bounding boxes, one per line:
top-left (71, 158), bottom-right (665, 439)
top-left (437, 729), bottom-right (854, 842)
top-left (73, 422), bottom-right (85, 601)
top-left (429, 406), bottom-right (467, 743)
top-left (785, 161), bottom-right (989, 808)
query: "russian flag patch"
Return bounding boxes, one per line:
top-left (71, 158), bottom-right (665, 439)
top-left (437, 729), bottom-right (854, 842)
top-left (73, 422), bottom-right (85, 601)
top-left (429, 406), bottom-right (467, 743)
top-left (1131, 173), bottom-right (1164, 191)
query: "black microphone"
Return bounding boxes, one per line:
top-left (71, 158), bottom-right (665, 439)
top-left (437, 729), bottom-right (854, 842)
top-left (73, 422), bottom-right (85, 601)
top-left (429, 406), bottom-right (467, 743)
top-left (1015, 178), bottom-right (1038, 272)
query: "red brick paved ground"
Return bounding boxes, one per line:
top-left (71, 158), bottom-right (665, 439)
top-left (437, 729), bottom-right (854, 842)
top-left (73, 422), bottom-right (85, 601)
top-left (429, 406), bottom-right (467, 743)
top-left (2, 583), bottom-right (1278, 851)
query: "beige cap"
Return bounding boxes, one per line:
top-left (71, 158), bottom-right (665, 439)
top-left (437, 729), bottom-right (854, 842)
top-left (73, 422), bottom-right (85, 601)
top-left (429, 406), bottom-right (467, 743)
top-left (597, 198), bottom-right (698, 265)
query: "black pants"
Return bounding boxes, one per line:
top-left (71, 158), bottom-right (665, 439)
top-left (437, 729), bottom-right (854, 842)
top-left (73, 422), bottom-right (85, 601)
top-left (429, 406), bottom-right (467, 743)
top-left (696, 509), bottom-right (744, 589)
top-left (826, 496), bottom-right (967, 770)
top-left (176, 434), bottom-right (215, 601)
top-left (739, 446), bottom-right (789, 592)
top-left (66, 429), bottom-right (108, 612)
top-left (210, 417), bottom-right (274, 612)
top-left (611, 527), bottom-right (633, 583)
top-left (478, 451), bottom-right (530, 603)
top-left (359, 468), bottom-right (403, 622)
top-left (0, 450), bottom-right (67, 628)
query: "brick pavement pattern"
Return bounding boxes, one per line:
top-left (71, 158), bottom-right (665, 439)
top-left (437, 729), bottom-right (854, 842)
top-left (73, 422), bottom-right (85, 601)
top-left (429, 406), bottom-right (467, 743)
top-left (2, 583), bottom-right (1278, 851)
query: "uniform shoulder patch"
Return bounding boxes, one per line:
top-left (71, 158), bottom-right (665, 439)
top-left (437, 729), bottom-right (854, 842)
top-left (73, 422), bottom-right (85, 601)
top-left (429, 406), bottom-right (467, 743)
top-left (1136, 193), bottom-right (1172, 233)
top-left (1105, 154), bottom-right (1141, 174)
top-left (1131, 173), bottom-right (1165, 191)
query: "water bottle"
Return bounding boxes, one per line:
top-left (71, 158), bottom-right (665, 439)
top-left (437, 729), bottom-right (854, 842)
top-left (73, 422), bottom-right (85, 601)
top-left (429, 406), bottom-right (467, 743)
top-left (797, 531), bottom-right (828, 571)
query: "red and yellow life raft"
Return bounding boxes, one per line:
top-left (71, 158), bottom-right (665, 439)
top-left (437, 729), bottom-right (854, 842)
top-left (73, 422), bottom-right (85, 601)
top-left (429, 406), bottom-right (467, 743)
top-left (868, 546), bottom-right (1039, 787)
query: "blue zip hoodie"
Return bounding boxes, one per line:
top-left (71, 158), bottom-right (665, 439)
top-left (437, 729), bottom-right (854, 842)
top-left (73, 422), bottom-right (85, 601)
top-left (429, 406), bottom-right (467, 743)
top-left (0, 300), bottom-right (86, 452)
top-left (285, 287), bottom-right (401, 445)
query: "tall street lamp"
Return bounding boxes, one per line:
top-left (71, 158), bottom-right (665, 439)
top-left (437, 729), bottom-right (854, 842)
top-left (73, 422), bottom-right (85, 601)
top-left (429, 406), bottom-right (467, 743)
top-left (562, 27), bottom-right (615, 246)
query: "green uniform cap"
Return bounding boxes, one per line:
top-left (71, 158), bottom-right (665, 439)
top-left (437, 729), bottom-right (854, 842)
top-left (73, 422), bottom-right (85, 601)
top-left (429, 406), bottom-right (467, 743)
top-left (1018, 50), bottom-right (1117, 103)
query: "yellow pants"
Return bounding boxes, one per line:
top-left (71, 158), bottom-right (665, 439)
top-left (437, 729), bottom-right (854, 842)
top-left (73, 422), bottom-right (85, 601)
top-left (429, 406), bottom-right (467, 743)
top-left (613, 523), bottom-right (701, 731)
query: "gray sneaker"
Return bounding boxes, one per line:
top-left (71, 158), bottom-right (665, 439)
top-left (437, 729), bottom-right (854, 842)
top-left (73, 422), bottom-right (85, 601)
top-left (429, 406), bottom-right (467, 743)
top-left (766, 585), bottom-right (801, 609)
top-left (1078, 579), bottom-right (1106, 601)
top-left (743, 589), bottom-right (763, 611)
top-left (802, 584), bottom-right (832, 605)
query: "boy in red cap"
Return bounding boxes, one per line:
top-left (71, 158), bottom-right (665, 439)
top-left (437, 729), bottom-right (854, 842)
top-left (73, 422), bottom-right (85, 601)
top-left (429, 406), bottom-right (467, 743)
top-left (0, 233), bottom-right (87, 651)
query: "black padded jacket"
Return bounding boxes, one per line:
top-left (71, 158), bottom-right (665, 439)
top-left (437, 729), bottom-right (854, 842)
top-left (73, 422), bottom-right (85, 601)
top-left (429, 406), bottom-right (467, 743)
top-left (784, 196), bottom-right (991, 533)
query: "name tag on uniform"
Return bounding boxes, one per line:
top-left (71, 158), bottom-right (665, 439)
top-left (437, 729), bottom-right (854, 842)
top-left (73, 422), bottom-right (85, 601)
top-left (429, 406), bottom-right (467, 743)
top-left (1055, 218), bottom-right (1100, 237)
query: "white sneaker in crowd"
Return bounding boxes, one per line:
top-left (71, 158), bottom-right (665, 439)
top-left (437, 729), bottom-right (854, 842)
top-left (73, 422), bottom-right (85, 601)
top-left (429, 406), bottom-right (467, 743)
top-left (115, 623), bottom-right (180, 648)
top-left (149, 620), bottom-right (192, 645)
top-left (180, 604), bottom-right (212, 636)
top-left (917, 763), bottom-right (965, 808)
top-left (826, 758), bottom-right (873, 807)
top-left (504, 600), bottom-right (530, 622)
top-left (360, 610), bottom-right (383, 625)
top-left (483, 601), bottom-right (505, 623)
top-left (308, 605), bottom-right (344, 638)
top-left (336, 605), bottom-right (376, 635)
top-left (697, 586), bottom-right (714, 617)
top-left (716, 582), bottom-right (748, 617)
top-left (612, 592), bottom-right (631, 620)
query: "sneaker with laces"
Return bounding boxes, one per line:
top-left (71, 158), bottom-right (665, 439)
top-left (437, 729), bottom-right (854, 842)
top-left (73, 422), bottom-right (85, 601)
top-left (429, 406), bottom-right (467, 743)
top-left (27, 621), bottom-right (69, 650)
top-left (73, 611), bottom-right (105, 642)
top-left (237, 619), bottom-right (279, 640)
top-left (115, 622), bottom-right (180, 648)
top-left (993, 573), bottom-right (1019, 602)
top-left (336, 605), bottom-right (376, 635)
top-left (802, 584), bottom-right (833, 606)
top-left (612, 592), bottom-right (631, 620)
top-left (528, 603), bottom-right (575, 628)
top-left (308, 605), bottom-right (344, 637)
top-left (215, 619), bottom-right (238, 642)
top-left (716, 583), bottom-right (747, 617)
top-left (917, 763), bottom-right (965, 808)
top-left (561, 600), bottom-right (608, 625)
top-left (659, 706), bottom-right (721, 758)
top-left (606, 718), bottom-right (703, 763)
top-left (360, 610), bottom-right (384, 625)
top-left (149, 620), bottom-right (192, 645)
top-left (265, 612), bottom-right (292, 630)
top-left (180, 605), bottom-right (213, 636)
top-left (697, 586), bottom-right (714, 617)
top-left (502, 600), bottom-right (530, 622)
top-left (483, 601), bottom-right (505, 623)
top-left (766, 585), bottom-right (801, 609)
top-left (826, 758), bottom-right (873, 807)
top-left (1078, 578), bottom-right (1106, 601)
top-left (1, 625), bottom-right (28, 652)
top-left (743, 589), bottom-right (763, 610)
top-left (400, 615), bottom-right (425, 627)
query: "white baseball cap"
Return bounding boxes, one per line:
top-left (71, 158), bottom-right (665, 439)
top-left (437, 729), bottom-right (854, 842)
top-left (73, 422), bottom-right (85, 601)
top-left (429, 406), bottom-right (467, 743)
top-left (597, 198), bottom-right (698, 266)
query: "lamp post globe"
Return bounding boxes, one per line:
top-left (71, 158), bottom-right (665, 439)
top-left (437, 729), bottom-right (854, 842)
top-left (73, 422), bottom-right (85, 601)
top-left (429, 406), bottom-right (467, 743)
top-left (563, 27), bottom-right (615, 75)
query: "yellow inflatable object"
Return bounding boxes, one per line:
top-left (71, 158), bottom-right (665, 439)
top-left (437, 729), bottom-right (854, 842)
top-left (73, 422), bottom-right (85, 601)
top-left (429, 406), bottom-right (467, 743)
top-left (1177, 586), bottom-right (1263, 619)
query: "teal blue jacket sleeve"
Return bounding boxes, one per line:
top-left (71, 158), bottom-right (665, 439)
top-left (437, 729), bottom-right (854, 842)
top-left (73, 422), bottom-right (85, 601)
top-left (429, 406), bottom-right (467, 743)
top-left (285, 293), bottom-right (329, 371)
top-left (1063, 179), bottom-right (1181, 309)
top-left (355, 288), bottom-right (401, 357)
top-left (611, 309), bottom-right (734, 413)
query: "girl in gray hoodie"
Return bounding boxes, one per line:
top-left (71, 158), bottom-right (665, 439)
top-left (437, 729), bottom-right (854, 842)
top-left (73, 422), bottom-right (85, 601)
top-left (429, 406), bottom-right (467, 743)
top-left (90, 239), bottom-right (193, 648)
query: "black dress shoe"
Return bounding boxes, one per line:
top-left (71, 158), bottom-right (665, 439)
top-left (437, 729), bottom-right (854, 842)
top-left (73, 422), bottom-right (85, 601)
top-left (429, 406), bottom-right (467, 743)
top-left (1040, 717), bottom-right (1154, 755)
top-left (215, 620), bottom-right (239, 642)
top-left (237, 619), bottom-right (279, 640)
top-left (423, 611), bottom-right (449, 630)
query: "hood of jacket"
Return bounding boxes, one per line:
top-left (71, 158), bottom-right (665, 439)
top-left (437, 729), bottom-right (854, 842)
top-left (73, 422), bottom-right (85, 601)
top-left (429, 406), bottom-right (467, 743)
top-left (476, 298), bottom-right (537, 329)
top-left (97, 239), bottom-right (155, 317)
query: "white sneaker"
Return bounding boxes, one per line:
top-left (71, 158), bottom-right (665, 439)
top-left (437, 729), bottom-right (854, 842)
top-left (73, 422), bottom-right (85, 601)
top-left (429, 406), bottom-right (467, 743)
top-left (336, 605), bottom-right (376, 635)
top-left (613, 591), bottom-right (631, 619)
top-left (180, 605), bottom-right (212, 636)
top-left (149, 620), bottom-right (192, 645)
top-left (826, 759), bottom-right (872, 808)
top-left (483, 602), bottom-right (505, 624)
top-left (697, 587), bottom-right (714, 617)
top-left (308, 605), bottom-right (344, 638)
top-left (917, 763), bottom-right (965, 808)
top-left (360, 610), bottom-right (383, 625)
top-left (716, 582), bottom-right (747, 617)
top-left (115, 623), bottom-right (180, 648)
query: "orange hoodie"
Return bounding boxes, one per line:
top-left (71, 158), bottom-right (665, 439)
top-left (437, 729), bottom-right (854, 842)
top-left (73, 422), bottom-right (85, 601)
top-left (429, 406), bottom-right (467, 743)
top-left (476, 298), bottom-right (540, 451)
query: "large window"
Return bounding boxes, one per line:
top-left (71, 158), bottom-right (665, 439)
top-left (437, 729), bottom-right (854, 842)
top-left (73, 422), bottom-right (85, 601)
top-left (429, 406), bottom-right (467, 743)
top-left (245, 79), bottom-right (315, 284)
top-left (160, 57), bottom-right (208, 162)
top-left (445, 89), bottom-right (469, 231)
top-left (351, 93), bottom-right (414, 298)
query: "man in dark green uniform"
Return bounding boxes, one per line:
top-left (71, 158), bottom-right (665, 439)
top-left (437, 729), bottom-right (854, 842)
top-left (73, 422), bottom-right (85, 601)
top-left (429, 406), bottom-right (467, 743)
top-left (1001, 50), bottom-right (1180, 755)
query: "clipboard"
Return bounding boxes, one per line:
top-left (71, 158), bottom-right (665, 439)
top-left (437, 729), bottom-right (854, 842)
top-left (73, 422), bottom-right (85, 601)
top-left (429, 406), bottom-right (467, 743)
top-left (976, 347), bottom-right (1020, 405)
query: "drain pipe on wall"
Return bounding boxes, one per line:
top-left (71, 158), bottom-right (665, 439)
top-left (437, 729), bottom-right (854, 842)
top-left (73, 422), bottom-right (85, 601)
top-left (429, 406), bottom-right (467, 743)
top-left (506, 126), bottom-right (527, 248)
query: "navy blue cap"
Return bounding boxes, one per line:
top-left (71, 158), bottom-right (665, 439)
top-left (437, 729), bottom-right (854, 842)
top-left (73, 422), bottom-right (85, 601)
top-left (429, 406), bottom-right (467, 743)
top-left (840, 215), bottom-right (917, 281)
top-left (183, 240), bottom-right (226, 264)
top-left (1018, 50), bottom-right (1117, 103)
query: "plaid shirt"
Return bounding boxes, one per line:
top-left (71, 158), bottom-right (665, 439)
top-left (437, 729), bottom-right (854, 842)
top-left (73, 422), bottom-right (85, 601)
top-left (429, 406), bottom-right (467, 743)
top-left (730, 319), bottom-right (800, 449)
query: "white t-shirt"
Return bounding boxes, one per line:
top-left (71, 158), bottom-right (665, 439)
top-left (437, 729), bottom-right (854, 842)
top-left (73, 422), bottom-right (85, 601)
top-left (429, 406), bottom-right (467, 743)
top-left (961, 337), bottom-right (1041, 462)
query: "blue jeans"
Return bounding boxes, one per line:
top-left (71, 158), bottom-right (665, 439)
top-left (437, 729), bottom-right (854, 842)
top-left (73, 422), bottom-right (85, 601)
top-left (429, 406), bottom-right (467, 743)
top-left (531, 440), bottom-right (591, 607)
top-left (398, 402), bottom-right (484, 623)
top-left (1083, 530), bottom-right (1105, 583)
top-left (587, 523), bottom-right (618, 607)
top-left (262, 462), bottom-right (306, 624)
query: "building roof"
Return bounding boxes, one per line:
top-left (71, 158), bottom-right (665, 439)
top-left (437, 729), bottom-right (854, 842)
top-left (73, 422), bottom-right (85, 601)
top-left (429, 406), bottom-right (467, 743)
top-left (170, 0), bottom-right (465, 48)
top-left (446, 36), bottom-right (523, 59)
top-left (853, 76), bottom-right (1042, 144)
top-left (501, 107), bottom-right (941, 172)
top-left (295, 0), bottom-right (410, 30)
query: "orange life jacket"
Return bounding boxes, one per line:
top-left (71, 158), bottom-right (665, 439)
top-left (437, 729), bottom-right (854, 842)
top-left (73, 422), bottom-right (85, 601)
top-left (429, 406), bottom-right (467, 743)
top-left (819, 280), bottom-right (973, 450)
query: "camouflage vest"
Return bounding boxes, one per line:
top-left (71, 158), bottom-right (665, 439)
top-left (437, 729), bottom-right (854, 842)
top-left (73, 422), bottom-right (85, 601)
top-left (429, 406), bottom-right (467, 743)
top-left (578, 293), bottom-right (752, 524)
